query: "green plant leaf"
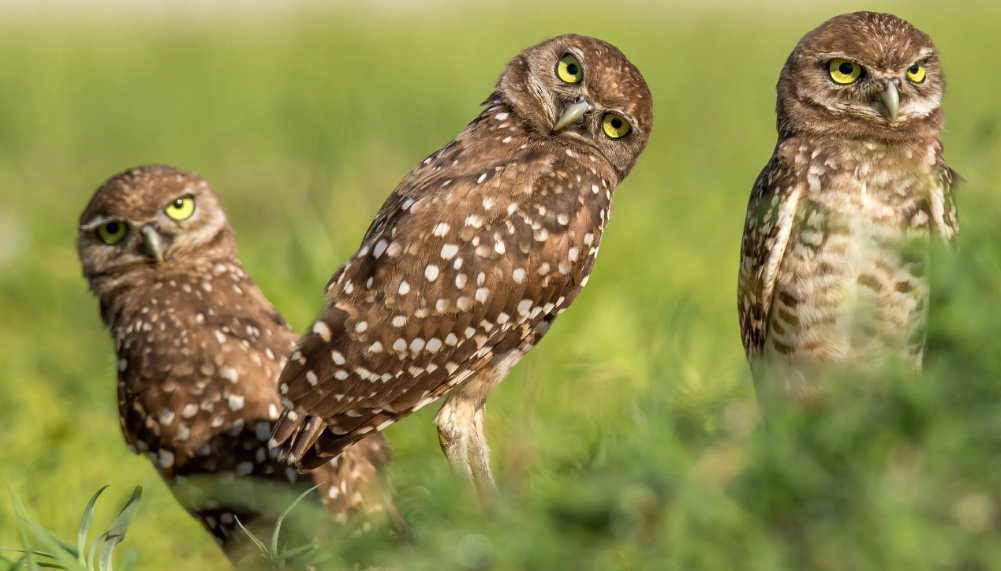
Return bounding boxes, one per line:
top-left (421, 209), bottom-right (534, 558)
top-left (25, 522), bottom-right (88, 571)
top-left (270, 485), bottom-right (319, 558)
top-left (4, 553), bottom-right (30, 571)
top-left (6, 485), bottom-right (39, 571)
top-left (87, 533), bottom-right (108, 571)
top-left (0, 548), bottom-right (59, 560)
top-left (31, 562), bottom-right (69, 569)
top-left (234, 516), bottom-right (270, 557)
top-left (97, 486), bottom-right (143, 571)
top-left (77, 486), bottom-right (109, 563)
top-left (271, 540), bottom-right (320, 565)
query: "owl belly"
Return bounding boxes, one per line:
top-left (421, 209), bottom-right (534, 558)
top-left (764, 197), bottom-right (930, 385)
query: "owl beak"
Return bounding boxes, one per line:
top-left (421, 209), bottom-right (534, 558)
top-left (553, 98), bottom-right (593, 132)
top-left (879, 81), bottom-right (900, 120)
top-left (139, 224), bottom-right (164, 264)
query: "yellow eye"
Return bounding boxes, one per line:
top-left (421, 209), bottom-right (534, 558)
top-left (828, 59), bottom-right (863, 84)
top-left (907, 62), bottom-right (926, 83)
top-left (556, 54), bottom-right (583, 84)
top-left (165, 196), bottom-right (195, 220)
top-left (97, 221), bottom-right (127, 244)
top-left (602, 113), bottom-right (631, 139)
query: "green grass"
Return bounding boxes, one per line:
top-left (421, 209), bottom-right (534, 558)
top-left (2, 483), bottom-right (142, 571)
top-left (1, 1), bottom-right (1000, 569)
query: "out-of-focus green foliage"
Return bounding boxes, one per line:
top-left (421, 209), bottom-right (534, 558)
top-left (0, 1), bottom-right (999, 569)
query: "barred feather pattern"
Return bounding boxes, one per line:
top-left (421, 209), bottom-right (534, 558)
top-left (738, 137), bottom-right (958, 401)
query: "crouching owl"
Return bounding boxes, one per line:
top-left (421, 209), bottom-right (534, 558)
top-left (77, 165), bottom-right (402, 557)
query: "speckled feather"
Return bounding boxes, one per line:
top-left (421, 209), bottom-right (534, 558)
top-left (738, 12), bottom-right (959, 403)
top-left (78, 165), bottom-right (401, 553)
top-left (270, 35), bottom-right (653, 472)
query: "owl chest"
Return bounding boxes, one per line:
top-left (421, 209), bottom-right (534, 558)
top-left (766, 174), bottom-right (931, 365)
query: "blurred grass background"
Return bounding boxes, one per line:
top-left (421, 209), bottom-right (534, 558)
top-left (0, 0), bottom-right (1000, 569)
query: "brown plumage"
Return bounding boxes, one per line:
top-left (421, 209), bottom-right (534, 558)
top-left (270, 34), bottom-right (653, 497)
top-left (77, 165), bottom-right (400, 557)
top-left (738, 12), bottom-right (960, 409)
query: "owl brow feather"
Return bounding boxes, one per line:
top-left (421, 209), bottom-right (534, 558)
top-left (80, 216), bottom-right (121, 231)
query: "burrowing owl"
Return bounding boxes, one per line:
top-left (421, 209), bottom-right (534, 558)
top-left (77, 165), bottom-right (400, 555)
top-left (738, 12), bottom-right (960, 409)
top-left (270, 34), bottom-right (652, 497)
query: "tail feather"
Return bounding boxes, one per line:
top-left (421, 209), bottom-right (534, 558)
top-left (310, 433), bottom-right (408, 537)
top-left (268, 409), bottom-right (308, 462)
top-left (288, 416), bottom-right (325, 464)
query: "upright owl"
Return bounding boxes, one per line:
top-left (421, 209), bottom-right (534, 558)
top-left (77, 165), bottom-right (401, 557)
top-left (738, 12), bottom-right (960, 409)
top-left (270, 34), bottom-right (652, 498)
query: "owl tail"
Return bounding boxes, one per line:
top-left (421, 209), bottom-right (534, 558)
top-left (269, 411), bottom-right (326, 467)
top-left (270, 410), bottom-right (368, 472)
top-left (312, 435), bottom-right (408, 538)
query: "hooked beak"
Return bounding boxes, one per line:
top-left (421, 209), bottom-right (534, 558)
top-left (553, 98), bottom-right (594, 132)
top-left (879, 81), bottom-right (899, 121)
top-left (139, 224), bottom-right (164, 264)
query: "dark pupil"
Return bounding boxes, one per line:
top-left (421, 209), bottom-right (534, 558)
top-left (105, 222), bottom-right (119, 234)
top-left (839, 62), bottom-right (854, 75)
top-left (173, 199), bottom-right (184, 208)
top-left (910, 64), bottom-right (920, 73)
top-left (611, 118), bottom-right (623, 129)
top-left (566, 63), bottom-right (578, 76)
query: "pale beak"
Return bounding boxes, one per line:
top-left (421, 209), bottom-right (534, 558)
top-left (553, 98), bottom-right (593, 132)
top-left (879, 81), bottom-right (899, 120)
top-left (139, 224), bottom-right (164, 264)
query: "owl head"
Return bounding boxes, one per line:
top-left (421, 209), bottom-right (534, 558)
top-left (78, 164), bottom-right (234, 288)
top-left (496, 34), bottom-right (653, 177)
top-left (776, 12), bottom-right (944, 142)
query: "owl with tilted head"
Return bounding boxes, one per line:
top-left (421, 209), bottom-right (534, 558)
top-left (77, 165), bottom-right (401, 559)
top-left (269, 34), bottom-right (652, 500)
top-left (738, 12), bottom-right (960, 410)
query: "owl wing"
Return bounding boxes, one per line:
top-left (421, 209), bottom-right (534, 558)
top-left (116, 268), bottom-right (400, 524)
top-left (116, 273), bottom-right (301, 468)
top-left (271, 144), bottom-right (614, 468)
top-left (931, 149), bottom-right (960, 245)
top-left (737, 150), bottom-right (804, 366)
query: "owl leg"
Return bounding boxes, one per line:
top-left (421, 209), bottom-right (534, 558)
top-left (434, 392), bottom-right (496, 502)
top-left (434, 394), bottom-right (474, 481)
top-left (466, 402), bottom-right (496, 502)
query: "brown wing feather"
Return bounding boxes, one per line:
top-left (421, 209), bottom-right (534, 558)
top-left (932, 144), bottom-right (960, 245)
top-left (110, 259), bottom-right (398, 541)
top-left (273, 101), bottom-right (617, 468)
top-left (737, 147), bottom-right (804, 365)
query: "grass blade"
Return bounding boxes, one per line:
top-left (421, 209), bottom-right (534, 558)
top-left (0, 549), bottom-right (58, 560)
top-left (27, 520), bottom-right (89, 568)
top-left (234, 516), bottom-right (269, 557)
top-left (270, 485), bottom-right (319, 557)
top-left (97, 486), bottom-right (142, 571)
top-left (3, 553), bottom-right (29, 571)
top-left (87, 533), bottom-right (108, 571)
top-left (6, 485), bottom-right (39, 571)
top-left (271, 540), bottom-right (321, 565)
top-left (77, 486), bottom-right (109, 563)
top-left (25, 522), bottom-right (87, 571)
